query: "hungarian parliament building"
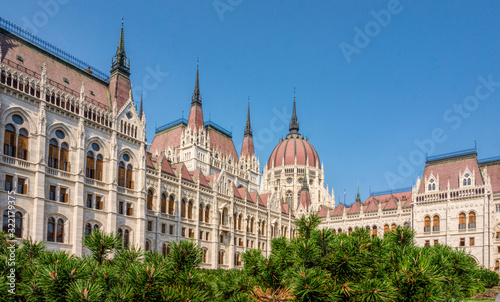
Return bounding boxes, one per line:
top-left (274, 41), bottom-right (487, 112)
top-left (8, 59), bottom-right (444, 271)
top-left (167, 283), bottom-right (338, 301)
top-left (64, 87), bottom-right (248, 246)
top-left (1, 18), bottom-right (500, 270)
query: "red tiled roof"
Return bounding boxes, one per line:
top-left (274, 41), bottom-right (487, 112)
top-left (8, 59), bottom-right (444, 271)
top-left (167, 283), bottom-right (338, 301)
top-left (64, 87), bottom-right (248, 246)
top-left (267, 135), bottom-right (320, 169)
top-left (480, 161), bottom-right (500, 193)
top-left (402, 196), bottom-right (412, 208)
top-left (363, 200), bottom-right (378, 212)
top-left (331, 204), bottom-right (345, 216)
top-left (248, 192), bottom-right (258, 204)
top-left (233, 185), bottom-right (243, 199)
top-left (298, 189), bottom-right (312, 211)
top-left (109, 73), bottom-right (131, 111)
top-left (259, 193), bottom-right (270, 207)
top-left (348, 202), bottom-right (360, 214)
top-left (146, 152), bottom-right (156, 169)
top-left (189, 170), bottom-right (211, 188)
top-left (383, 196), bottom-right (398, 210)
top-left (188, 103), bottom-right (204, 131)
top-left (209, 128), bottom-right (238, 161)
top-left (205, 173), bottom-right (219, 187)
top-left (172, 163), bottom-right (193, 182)
top-left (240, 135), bottom-right (255, 159)
top-left (317, 206), bottom-right (332, 217)
top-left (0, 30), bottom-right (112, 111)
top-left (281, 203), bottom-right (291, 214)
top-left (160, 157), bottom-right (175, 175)
top-left (418, 153), bottom-right (483, 193)
top-left (150, 125), bottom-right (183, 155)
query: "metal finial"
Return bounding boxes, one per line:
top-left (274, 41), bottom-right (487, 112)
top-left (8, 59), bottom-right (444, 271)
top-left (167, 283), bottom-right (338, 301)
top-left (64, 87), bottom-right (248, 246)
top-left (121, 17), bottom-right (124, 26)
top-left (197, 57), bottom-right (199, 68)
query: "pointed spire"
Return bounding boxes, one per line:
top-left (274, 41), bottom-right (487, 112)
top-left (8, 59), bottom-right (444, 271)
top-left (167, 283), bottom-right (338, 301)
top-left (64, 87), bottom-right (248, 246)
top-left (289, 87), bottom-right (299, 134)
top-left (244, 98), bottom-right (252, 137)
top-left (192, 58), bottom-right (201, 105)
top-left (139, 89), bottom-right (144, 120)
top-left (355, 185), bottom-right (361, 203)
top-left (301, 170), bottom-right (309, 191)
top-left (111, 18), bottom-right (130, 76)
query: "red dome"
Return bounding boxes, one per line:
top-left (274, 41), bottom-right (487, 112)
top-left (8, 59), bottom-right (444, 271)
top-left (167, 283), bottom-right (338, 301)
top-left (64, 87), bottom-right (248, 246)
top-left (267, 133), bottom-right (320, 169)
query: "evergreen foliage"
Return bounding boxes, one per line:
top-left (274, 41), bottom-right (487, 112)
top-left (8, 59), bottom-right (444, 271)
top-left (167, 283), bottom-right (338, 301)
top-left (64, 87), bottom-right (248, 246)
top-left (0, 213), bottom-right (497, 301)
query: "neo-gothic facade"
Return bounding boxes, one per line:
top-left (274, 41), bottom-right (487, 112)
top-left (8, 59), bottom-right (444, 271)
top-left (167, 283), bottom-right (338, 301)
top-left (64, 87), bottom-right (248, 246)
top-left (1, 20), bottom-right (500, 270)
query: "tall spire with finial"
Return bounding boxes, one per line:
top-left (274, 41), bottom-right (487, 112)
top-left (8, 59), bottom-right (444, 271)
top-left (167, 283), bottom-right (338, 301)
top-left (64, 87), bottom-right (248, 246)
top-left (355, 185), bottom-right (361, 203)
top-left (244, 97), bottom-right (252, 137)
top-left (111, 18), bottom-right (130, 76)
top-left (187, 58), bottom-right (204, 130)
top-left (241, 98), bottom-right (255, 159)
top-left (289, 87), bottom-right (299, 134)
top-left (192, 58), bottom-right (201, 105)
top-left (301, 170), bottom-right (309, 191)
top-left (139, 89), bottom-right (144, 120)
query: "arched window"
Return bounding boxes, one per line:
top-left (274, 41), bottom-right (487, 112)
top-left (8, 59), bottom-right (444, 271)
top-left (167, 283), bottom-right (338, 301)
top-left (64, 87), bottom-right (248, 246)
top-left (384, 224), bottom-right (389, 234)
top-left (4, 116), bottom-right (29, 160)
top-left (348, 227), bottom-right (353, 235)
top-left (56, 218), bottom-right (64, 243)
top-left (222, 208), bottom-right (228, 226)
top-left (199, 203), bottom-right (204, 221)
top-left (4, 124), bottom-right (16, 157)
top-left (145, 240), bottom-right (150, 251)
top-left (391, 224), bottom-right (396, 231)
top-left (338, 228), bottom-right (342, 234)
top-left (218, 250), bottom-right (225, 265)
top-left (234, 253), bottom-right (241, 266)
top-left (238, 215), bottom-right (242, 230)
top-left (424, 216), bottom-right (431, 232)
top-left (261, 221), bottom-right (266, 235)
top-left (433, 215), bottom-right (440, 231)
top-left (372, 226), bottom-right (377, 237)
top-left (202, 249), bottom-right (208, 263)
top-left (459, 213), bottom-right (466, 230)
top-left (286, 190), bottom-right (292, 205)
top-left (118, 154), bottom-right (133, 189)
top-left (2, 210), bottom-right (22, 238)
top-left (428, 184), bottom-right (431, 191)
top-left (188, 200), bottom-right (193, 219)
top-left (85, 223), bottom-right (92, 235)
top-left (469, 212), bottom-right (476, 229)
top-left (162, 243), bottom-right (168, 256)
top-left (126, 164), bottom-right (133, 189)
top-left (47, 217), bottom-right (55, 242)
top-left (250, 218), bottom-right (254, 233)
top-left (123, 229), bottom-right (129, 248)
top-left (205, 205), bottom-right (210, 223)
top-left (161, 194), bottom-right (167, 214)
top-left (118, 162), bottom-right (125, 187)
top-left (432, 184), bottom-right (435, 190)
top-left (86, 144), bottom-right (104, 180)
top-left (147, 190), bottom-right (153, 210)
top-left (496, 260), bottom-right (500, 271)
top-left (168, 195), bottom-right (175, 215)
top-left (181, 199), bottom-right (186, 218)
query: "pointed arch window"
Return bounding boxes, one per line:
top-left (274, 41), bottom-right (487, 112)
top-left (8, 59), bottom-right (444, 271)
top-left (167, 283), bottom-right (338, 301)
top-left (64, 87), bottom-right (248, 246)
top-left (3, 210), bottom-right (22, 238)
top-left (424, 216), bottom-right (431, 232)
top-left (202, 249), bottom-right (208, 263)
top-left (86, 143), bottom-right (103, 180)
top-left (4, 116), bottom-right (29, 160)
top-left (168, 195), bottom-right (175, 215)
top-left (181, 199), bottom-right (186, 218)
top-left (161, 194), bottom-right (167, 213)
top-left (459, 213), bottom-right (466, 230)
top-left (118, 154), bottom-right (133, 189)
top-left (469, 212), bottom-right (476, 229)
top-left (199, 203), bottom-right (204, 221)
top-left (384, 224), bottom-right (389, 234)
top-left (285, 190), bottom-right (292, 205)
top-left (47, 217), bottom-right (55, 242)
top-left (371, 226), bottom-right (377, 237)
top-left (48, 136), bottom-right (70, 171)
top-left (56, 218), bottom-right (64, 243)
top-left (188, 200), bottom-right (193, 219)
top-left (147, 190), bottom-right (153, 210)
top-left (391, 224), bottom-right (396, 231)
top-left (433, 215), bottom-right (440, 231)
top-left (85, 223), bottom-right (92, 235)
top-left (205, 205), bottom-right (210, 223)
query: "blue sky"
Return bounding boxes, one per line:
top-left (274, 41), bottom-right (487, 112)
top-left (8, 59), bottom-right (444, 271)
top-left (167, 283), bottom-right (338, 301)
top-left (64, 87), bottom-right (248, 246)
top-left (4, 1), bottom-right (500, 205)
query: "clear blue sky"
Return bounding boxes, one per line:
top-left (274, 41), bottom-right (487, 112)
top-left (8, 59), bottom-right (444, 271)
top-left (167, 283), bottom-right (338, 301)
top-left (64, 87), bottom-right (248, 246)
top-left (4, 1), bottom-right (500, 205)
